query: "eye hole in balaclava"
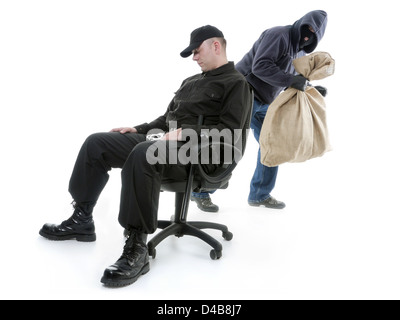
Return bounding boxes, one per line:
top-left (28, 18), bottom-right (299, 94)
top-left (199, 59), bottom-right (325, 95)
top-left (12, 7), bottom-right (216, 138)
top-left (299, 25), bottom-right (315, 49)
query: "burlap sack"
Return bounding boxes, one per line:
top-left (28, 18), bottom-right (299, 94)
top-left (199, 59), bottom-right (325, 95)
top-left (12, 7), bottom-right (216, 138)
top-left (260, 52), bottom-right (335, 167)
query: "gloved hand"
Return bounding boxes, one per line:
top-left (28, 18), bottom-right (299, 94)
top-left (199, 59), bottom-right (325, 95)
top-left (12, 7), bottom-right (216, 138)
top-left (314, 85), bottom-right (328, 97)
top-left (290, 75), bottom-right (308, 91)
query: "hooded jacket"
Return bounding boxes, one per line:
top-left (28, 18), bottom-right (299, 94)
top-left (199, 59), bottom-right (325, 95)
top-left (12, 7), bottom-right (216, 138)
top-left (236, 10), bottom-right (328, 105)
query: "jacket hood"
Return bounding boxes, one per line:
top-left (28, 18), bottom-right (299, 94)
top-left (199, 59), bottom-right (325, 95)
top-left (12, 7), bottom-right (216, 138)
top-left (291, 10), bottom-right (328, 53)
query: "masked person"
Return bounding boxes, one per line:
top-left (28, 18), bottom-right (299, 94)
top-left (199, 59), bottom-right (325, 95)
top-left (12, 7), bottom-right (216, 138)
top-left (235, 10), bottom-right (328, 209)
top-left (39, 25), bottom-right (251, 287)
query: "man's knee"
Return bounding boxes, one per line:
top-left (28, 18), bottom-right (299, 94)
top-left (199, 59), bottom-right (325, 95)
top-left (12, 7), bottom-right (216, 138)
top-left (83, 133), bottom-right (108, 157)
top-left (85, 132), bottom-right (111, 145)
top-left (126, 141), bottom-right (154, 165)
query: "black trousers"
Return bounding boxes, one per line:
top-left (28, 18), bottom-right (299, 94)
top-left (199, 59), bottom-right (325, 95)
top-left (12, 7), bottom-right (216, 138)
top-left (68, 132), bottom-right (189, 234)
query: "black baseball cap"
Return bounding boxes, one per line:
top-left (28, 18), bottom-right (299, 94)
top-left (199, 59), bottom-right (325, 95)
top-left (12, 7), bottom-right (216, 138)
top-left (180, 25), bottom-right (224, 58)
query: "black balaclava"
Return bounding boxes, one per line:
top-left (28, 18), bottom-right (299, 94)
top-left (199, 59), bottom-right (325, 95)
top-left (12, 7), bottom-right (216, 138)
top-left (299, 25), bottom-right (316, 49)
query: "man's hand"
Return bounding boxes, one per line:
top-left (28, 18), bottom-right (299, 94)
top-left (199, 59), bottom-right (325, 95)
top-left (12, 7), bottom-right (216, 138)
top-left (290, 75), bottom-right (309, 91)
top-left (110, 127), bottom-right (137, 134)
top-left (162, 128), bottom-right (183, 141)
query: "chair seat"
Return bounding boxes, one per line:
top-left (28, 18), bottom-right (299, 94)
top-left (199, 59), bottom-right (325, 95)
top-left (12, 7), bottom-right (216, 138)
top-left (161, 179), bottom-right (229, 194)
top-left (161, 179), bottom-right (200, 193)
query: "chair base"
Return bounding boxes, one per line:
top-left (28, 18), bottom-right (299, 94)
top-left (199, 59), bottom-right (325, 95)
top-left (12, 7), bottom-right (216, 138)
top-left (147, 220), bottom-right (233, 260)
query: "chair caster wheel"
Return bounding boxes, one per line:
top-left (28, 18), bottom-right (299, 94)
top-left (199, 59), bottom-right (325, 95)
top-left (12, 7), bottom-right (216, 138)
top-left (223, 231), bottom-right (233, 241)
top-left (149, 247), bottom-right (156, 259)
top-left (210, 250), bottom-right (222, 260)
top-left (147, 242), bottom-right (156, 259)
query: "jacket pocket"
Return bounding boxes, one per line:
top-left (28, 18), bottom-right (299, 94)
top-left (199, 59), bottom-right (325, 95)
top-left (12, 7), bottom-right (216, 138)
top-left (204, 89), bottom-right (223, 103)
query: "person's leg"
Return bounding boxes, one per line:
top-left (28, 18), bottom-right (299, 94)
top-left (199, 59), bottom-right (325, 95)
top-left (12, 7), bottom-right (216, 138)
top-left (191, 191), bottom-right (219, 213)
top-left (39, 132), bottom-right (146, 242)
top-left (248, 99), bottom-right (285, 209)
top-left (68, 132), bottom-right (146, 205)
top-left (102, 140), bottom-right (189, 286)
top-left (118, 140), bottom-right (189, 231)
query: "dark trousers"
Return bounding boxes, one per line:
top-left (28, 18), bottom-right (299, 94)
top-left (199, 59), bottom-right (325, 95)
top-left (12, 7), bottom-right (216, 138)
top-left (68, 132), bottom-right (189, 234)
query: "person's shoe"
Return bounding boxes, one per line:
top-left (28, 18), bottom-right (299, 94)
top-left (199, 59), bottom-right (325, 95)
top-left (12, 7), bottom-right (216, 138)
top-left (248, 196), bottom-right (286, 209)
top-left (191, 196), bottom-right (219, 213)
top-left (39, 202), bottom-right (96, 242)
top-left (101, 229), bottom-right (149, 287)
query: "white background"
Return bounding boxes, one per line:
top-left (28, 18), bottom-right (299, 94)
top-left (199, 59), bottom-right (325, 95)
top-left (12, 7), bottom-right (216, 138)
top-left (1, 0), bottom-right (399, 300)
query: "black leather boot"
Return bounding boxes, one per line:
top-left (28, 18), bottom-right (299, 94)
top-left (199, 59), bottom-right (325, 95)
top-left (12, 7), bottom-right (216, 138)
top-left (191, 195), bottom-right (219, 213)
top-left (39, 202), bottom-right (96, 242)
top-left (101, 229), bottom-right (149, 287)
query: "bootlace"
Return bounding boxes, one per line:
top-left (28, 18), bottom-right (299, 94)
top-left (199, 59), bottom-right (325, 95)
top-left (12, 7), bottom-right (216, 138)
top-left (61, 201), bottom-right (89, 227)
top-left (121, 233), bottom-right (146, 260)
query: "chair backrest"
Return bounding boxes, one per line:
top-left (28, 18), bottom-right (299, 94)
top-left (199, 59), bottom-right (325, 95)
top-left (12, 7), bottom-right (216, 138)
top-left (194, 89), bottom-right (254, 191)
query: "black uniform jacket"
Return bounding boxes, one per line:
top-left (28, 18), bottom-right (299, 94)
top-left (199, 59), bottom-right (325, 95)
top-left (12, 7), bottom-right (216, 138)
top-left (135, 62), bottom-right (251, 137)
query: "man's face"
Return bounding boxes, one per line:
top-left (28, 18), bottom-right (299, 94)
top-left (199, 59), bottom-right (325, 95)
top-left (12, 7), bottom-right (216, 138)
top-left (299, 25), bottom-right (316, 49)
top-left (303, 25), bottom-right (315, 42)
top-left (192, 40), bottom-right (216, 72)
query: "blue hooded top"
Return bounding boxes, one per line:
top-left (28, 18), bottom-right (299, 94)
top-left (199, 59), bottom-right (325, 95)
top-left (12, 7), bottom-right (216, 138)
top-left (236, 10), bottom-right (328, 105)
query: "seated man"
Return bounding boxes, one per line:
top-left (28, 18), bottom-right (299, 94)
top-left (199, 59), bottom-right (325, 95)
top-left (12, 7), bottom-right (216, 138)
top-left (39, 25), bottom-right (251, 287)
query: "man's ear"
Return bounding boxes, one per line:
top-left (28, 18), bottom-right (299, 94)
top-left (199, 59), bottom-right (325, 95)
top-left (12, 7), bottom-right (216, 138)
top-left (213, 40), bottom-right (221, 55)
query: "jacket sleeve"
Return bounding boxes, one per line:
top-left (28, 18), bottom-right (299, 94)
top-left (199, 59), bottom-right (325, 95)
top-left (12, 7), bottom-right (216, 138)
top-left (252, 31), bottom-right (294, 88)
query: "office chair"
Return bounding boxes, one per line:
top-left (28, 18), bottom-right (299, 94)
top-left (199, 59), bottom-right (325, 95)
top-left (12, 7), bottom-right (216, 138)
top-left (147, 91), bottom-right (253, 261)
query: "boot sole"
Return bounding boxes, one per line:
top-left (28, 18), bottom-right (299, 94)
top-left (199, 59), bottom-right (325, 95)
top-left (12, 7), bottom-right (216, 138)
top-left (190, 198), bottom-right (219, 213)
top-left (101, 263), bottom-right (150, 287)
top-left (248, 202), bottom-right (286, 209)
top-left (39, 230), bottom-right (96, 242)
top-left (196, 206), bottom-right (219, 213)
